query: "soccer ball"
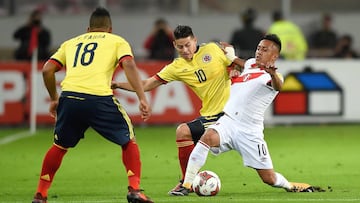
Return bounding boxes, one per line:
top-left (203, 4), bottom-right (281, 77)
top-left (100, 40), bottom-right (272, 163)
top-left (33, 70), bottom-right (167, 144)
top-left (192, 170), bottom-right (221, 196)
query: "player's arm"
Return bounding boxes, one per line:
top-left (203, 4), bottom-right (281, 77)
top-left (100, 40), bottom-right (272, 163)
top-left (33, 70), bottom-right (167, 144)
top-left (42, 59), bottom-right (61, 117)
top-left (223, 45), bottom-right (245, 71)
top-left (111, 75), bottom-right (163, 92)
top-left (263, 66), bottom-right (283, 91)
top-left (269, 71), bottom-right (283, 91)
top-left (219, 42), bottom-right (245, 73)
top-left (121, 58), bottom-right (152, 121)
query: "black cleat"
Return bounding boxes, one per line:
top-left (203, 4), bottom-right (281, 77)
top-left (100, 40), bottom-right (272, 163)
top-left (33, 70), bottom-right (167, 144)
top-left (32, 192), bottom-right (47, 203)
top-left (168, 180), bottom-right (183, 195)
top-left (127, 186), bottom-right (154, 203)
top-left (169, 185), bottom-right (190, 196)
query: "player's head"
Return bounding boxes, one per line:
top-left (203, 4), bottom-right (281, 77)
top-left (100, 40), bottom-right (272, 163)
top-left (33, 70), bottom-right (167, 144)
top-left (88, 7), bottom-right (112, 33)
top-left (263, 34), bottom-right (281, 52)
top-left (173, 25), bottom-right (197, 61)
top-left (255, 34), bottom-right (282, 66)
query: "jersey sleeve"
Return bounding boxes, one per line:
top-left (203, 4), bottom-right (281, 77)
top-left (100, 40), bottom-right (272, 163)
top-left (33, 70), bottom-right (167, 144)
top-left (156, 62), bottom-right (179, 83)
top-left (50, 41), bottom-right (67, 67)
top-left (116, 39), bottom-right (134, 60)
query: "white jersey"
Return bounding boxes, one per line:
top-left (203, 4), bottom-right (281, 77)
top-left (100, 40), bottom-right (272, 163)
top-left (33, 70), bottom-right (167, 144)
top-left (223, 58), bottom-right (283, 133)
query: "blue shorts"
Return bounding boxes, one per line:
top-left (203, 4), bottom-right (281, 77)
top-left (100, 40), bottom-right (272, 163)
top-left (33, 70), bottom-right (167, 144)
top-left (187, 112), bottom-right (224, 143)
top-left (54, 91), bottom-right (134, 148)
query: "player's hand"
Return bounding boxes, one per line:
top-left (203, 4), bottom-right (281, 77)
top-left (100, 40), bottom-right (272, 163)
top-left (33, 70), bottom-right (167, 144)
top-left (49, 100), bottom-right (58, 118)
top-left (219, 42), bottom-right (237, 62)
top-left (260, 62), bottom-right (277, 74)
top-left (139, 99), bottom-right (152, 121)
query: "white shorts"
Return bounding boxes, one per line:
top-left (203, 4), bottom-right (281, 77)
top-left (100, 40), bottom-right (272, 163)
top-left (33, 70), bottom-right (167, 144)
top-left (208, 114), bottom-right (273, 169)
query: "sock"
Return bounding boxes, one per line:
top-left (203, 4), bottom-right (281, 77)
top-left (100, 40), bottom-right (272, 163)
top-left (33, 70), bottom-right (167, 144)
top-left (183, 141), bottom-right (210, 189)
top-left (36, 144), bottom-right (67, 197)
top-left (176, 139), bottom-right (194, 180)
top-left (122, 140), bottom-right (141, 190)
top-left (273, 172), bottom-right (292, 189)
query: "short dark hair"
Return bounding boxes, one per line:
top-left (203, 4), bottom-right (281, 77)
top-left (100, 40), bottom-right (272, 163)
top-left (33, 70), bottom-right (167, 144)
top-left (89, 7), bottom-right (111, 28)
top-left (263, 34), bottom-right (281, 52)
top-left (173, 25), bottom-right (194, 39)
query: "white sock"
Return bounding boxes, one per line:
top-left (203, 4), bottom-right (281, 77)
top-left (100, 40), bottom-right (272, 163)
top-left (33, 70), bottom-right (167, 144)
top-left (183, 141), bottom-right (210, 188)
top-left (273, 172), bottom-right (292, 189)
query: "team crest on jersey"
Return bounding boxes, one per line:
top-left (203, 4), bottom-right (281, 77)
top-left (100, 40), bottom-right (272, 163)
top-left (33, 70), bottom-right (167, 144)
top-left (202, 54), bottom-right (212, 63)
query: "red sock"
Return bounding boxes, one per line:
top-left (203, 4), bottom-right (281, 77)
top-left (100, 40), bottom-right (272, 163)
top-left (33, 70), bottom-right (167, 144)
top-left (176, 139), bottom-right (195, 180)
top-left (122, 140), bottom-right (141, 190)
top-left (36, 144), bottom-right (67, 197)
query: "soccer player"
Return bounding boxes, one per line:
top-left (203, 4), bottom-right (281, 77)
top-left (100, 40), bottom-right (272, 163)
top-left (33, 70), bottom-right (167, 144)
top-left (172, 34), bottom-right (323, 195)
top-left (111, 25), bottom-right (242, 195)
top-left (32, 7), bottom-right (153, 203)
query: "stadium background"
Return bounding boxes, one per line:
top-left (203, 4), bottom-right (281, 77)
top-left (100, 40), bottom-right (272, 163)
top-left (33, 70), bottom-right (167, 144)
top-left (1, 0), bottom-right (360, 59)
top-left (1, 0), bottom-right (360, 127)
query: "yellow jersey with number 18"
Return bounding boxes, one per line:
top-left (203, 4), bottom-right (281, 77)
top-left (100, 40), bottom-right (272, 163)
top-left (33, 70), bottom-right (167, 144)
top-left (50, 32), bottom-right (133, 96)
top-left (156, 42), bottom-right (232, 116)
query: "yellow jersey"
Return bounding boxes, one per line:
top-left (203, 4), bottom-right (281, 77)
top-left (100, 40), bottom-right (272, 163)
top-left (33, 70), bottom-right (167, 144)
top-left (156, 42), bottom-right (232, 116)
top-left (50, 32), bottom-right (133, 96)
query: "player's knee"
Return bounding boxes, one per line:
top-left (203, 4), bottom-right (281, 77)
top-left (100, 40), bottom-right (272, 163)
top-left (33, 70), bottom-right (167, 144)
top-left (199, 129), bottom-right (220, 147)
top-left (176, 123), bottom-right (192, 140)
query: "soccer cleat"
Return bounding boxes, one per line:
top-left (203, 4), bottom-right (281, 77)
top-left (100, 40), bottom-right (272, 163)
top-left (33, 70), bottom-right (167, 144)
top-left (168, 180), bottom-right (183, 195)
top-left (287, 182), bottom-right (312, 192)
top-left (127, 186), bottom-right (154, 203)
top-left (168, 180), bottom-right (193, 195)
top-left (32, 192), bottom-right (47, 203)
top-left (169, 185), bottom-right (191, 196)
top-left (287, 182), bottom-right (323, 192)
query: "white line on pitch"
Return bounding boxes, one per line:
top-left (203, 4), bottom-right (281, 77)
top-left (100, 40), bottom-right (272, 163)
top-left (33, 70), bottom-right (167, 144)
top-left (0, 131), bottom-right (33, 145)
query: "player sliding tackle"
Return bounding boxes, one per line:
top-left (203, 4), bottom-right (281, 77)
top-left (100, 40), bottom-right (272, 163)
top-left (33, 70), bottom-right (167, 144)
top-left (171, 34), bottom-right (324, 196)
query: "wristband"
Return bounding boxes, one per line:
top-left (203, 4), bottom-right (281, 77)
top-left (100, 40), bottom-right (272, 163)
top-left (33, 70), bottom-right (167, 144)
top-left (224, 46), bottom-right (237, 62)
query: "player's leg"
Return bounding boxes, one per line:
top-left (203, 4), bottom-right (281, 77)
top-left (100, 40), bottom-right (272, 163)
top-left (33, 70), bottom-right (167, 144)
top-left (183, 128), bottom-right (220, 188)
top-left (170, 128), bottom-right (221, 196)
top-left (176, 121), bottom-right (201, 181)
top-left (32, 144), bottom-right (67, 203)
top-left (170, 113), bottom-right (224, 194)
top-left (237, 132), bottom-right (296, 191)
top-left (239, 129), bottom-right (317, 193)
top-left (256, 169), bottom-right (318, 192)
top-left (122, 139), bottom-right (154, 203)
top-left (256, 169), bottom-right (292, 189)
top-left (33, 92), bottom-right (88, 202)
top-left (168, 118), bottom-right (204, 195)
top-left (92, 96), bottom-right (153, 203)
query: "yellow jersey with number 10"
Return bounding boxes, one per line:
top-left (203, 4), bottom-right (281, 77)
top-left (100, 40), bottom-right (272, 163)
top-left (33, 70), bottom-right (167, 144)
top-left (50, 32), bottom-right (133, 96)
top-left (157, 42), bottom-right (232, 116)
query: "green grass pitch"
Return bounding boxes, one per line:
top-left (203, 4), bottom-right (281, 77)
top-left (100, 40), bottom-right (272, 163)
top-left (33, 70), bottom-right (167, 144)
top-left (1, 124), bottom-right (360, 203)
